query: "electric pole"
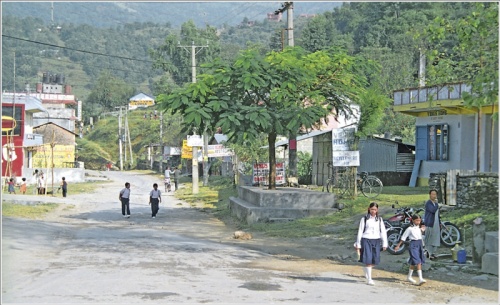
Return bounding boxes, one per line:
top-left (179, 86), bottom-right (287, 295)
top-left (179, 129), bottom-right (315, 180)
top-left (117, 106), bottom-right (123, 171)
top-left (275, 2), bottom-right (297, 178)
top-left (178, 41), bottom-right (208, 194)
top-left (159, 112), bottom-right (163, 174)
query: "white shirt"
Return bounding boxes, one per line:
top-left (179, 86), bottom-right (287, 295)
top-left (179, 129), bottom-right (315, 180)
top-left (150, 189), bottom-right (161, 199)
top-left (164, 170), bottom-right (171, 178)
top-left (120, 188), bottom-right (130, 199)
top-left (400, 225), bottom-right (424, 241)
top-left (355, 215), bottom-right (388, 248)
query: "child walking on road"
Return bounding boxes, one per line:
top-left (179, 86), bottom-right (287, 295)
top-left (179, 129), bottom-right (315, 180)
top-left (395, 214), bottom-right (427, 285)
top-left (119, 182), bottom-right (131, 218)
top-left (354, 202), bottom-right (388, 286)
top-left (149, 183), bottom-right (162, 218)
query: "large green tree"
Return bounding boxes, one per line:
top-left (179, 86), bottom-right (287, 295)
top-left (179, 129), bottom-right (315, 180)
top-left (423, 3), bottom-right (498, 171)
top-left (157, 46), bottom-right (373, 189)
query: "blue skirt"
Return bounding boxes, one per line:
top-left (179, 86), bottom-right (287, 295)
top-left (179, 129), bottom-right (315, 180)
top-left (359, 238), bottom-right (381, 265)
top-left (408, 240), bottom-right (425, 265)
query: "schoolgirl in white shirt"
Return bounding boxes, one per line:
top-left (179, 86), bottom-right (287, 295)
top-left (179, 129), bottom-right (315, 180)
top-left (354, 202), bottom-right (388, 286)
top-left (395, 214), bottom-right (427, 285)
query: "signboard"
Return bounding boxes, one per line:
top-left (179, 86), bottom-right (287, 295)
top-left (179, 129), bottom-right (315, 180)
top-left (252, 162), bottom-right (286, 186)
top-left (163, 146), bottom-right (182, 156)
top-left (332, 151), bottom-right (360, 167)
top-left (331, 128), bottom-right (355, 151)
top-left (181, 140), bottom-right (192, 159)
top-left (207, 144), bottom-right (233, 157)
top-left (187, 135), bottom-right (203, 147)
top-left (31, 144), bottom-right (75, 168)
top-left (129, 100), bottom-right (154, 107)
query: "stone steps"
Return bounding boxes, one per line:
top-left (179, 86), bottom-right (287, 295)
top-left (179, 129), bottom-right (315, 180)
top-left (229, 186), bottom-right (340, 224)
top-left (481, 231), bottom-right (498, 275)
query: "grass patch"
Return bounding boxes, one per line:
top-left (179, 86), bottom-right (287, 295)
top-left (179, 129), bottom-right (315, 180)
top-left (174, 179), bottom-right (498, 241)
top-left (2, 202), bottom-right (60, 219)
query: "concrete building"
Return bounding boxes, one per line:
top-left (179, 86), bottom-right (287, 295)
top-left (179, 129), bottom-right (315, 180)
top-left (392, 82), bottom-right (498, 186)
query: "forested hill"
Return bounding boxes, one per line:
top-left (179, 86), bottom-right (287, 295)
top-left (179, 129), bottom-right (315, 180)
top-left (1, 2), bottom-right (342, 28)
top-left (2, 2), bottom-right (495, 145)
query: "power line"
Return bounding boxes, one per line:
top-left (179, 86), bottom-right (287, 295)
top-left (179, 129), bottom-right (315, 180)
top-left (2, 34), bottom-right (153, 63)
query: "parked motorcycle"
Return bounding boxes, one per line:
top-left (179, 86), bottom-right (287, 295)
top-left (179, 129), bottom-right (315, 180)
top-left (384, 202), bottom-right (462, 255)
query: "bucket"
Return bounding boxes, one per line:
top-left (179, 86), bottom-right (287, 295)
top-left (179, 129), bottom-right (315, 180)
top-left (457, 249), bottom-right (467, 264)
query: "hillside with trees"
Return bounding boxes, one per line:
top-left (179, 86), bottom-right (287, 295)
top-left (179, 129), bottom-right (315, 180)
top-left (2, 2), bottom-right (497, 170)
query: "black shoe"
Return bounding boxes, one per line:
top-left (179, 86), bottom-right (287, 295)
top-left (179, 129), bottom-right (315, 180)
top-left (430, 254), bottom-right (437, 260)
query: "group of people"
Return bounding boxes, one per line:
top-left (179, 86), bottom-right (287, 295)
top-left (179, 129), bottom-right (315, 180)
top-left (164, 166), bottom-right (181, 192)
top-left (5, 171), bottom-right (67, 197)
top-left (354, 189), bottom-right (440, 286)
top-left (118, 166), bottom-right (181, 219)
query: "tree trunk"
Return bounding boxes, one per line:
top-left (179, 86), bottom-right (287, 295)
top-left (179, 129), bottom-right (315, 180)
top-left (268, 132), bottom-right (277, 190)
top-left (477, 109), bottom-right (481, 172)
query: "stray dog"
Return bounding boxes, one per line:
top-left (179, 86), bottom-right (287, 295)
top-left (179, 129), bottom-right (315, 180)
top-left (233, 230), bottom-right (252, 240)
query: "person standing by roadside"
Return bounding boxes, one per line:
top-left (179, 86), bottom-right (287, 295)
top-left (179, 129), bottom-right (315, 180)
top-left (7, 178), bottom-right (16, 194)
top-left (60, 177), bottom-right (68, 197)
top-left (119, 182), bottom-right (131, 218)
top-left (171, 167), bottom-right (181, 191)
top-left (424, 189), bottom-right (440, 260)
top-left (394, 214), bottom-right (427, 285)
top-left (19, 178), bottom-right (27, 194)
top-left (37, 172), bottom-right (45, 195)
top-left (149, 183), bottom-right (162, 218)
top-left (354, 202), bottom-right (388, 286)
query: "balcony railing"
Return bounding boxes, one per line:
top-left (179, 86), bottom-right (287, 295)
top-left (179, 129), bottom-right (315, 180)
top-left (393, 82), bottom-right (472, 106)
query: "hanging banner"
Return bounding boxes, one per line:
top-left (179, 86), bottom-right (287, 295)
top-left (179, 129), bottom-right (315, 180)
top-left (207, 144), bottom-right (233, 157)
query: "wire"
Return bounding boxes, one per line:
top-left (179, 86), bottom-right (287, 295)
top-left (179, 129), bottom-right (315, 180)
top-left (2, 34), bottom-right (153, 63)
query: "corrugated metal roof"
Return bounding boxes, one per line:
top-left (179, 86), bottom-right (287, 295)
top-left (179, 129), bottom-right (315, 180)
top-left (129, 93), bottom-right (155, 101)
top-left (265, 129), bottom-right (334, 148)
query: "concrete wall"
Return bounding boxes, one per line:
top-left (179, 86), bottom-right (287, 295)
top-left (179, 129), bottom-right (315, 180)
top-left (21, 167), bottom-right (85, 186)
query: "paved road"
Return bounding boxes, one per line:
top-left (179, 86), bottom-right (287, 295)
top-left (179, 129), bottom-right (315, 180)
top-left (0, 171), bottom-right (486, 304)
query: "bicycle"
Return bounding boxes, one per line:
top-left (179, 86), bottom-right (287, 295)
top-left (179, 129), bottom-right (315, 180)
top-left (356, 171), bottom-right (383, 198)
top-left (324, 165), bottom-right (350, 196)
top-left (326, 166), bottom-right (383, 198)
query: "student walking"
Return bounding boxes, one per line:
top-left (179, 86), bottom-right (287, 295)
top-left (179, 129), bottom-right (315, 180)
top-left (60, 177), bottom-right (68, 197)
top-left (119, 182), bottom-right (131, 218)
top-left (149, 183), bottom-right (162, 218)
top-left (354, 202), bottom-right (388, 286)
top-left (395, 214), bottom-right (427, 285)
top-left (424, 189), bottom-right (440, 260)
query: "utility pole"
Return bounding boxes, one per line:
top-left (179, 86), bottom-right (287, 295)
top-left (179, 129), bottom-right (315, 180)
top-left (178, 41), bottom-right (208, 194)
top-left (275, 2), bottom-right (297, 178)
top-left (159, 112), bottom-right (163, 174)
top-left (127, 108), bottom-right (133, 169)
top-left (117, 106), bottom-right (123, 171)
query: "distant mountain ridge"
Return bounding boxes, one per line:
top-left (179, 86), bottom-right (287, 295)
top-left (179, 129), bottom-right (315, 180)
top-left (1, 2), bottom-right (342, 28)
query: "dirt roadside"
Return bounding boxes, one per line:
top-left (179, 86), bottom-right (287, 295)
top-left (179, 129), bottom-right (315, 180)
top-left (224, 208), bottom-right (499, 303)
top-left (6, 171), bottom-right (498, 303)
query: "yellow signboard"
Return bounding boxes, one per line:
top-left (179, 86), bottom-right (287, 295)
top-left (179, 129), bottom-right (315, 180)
top-left (32, 144), bottom-right (75, 168)
top-left (181, 140), bottom-right (192, 159)
top-left (129, 100), bottom-right (155, 107)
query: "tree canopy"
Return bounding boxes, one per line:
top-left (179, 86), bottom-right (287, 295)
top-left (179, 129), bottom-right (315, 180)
top-left (157, 46), bottom-right (377, 189)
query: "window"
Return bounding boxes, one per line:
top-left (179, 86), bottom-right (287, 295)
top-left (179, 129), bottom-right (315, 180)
top-left (415, 124), bottom-right (449, 161)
